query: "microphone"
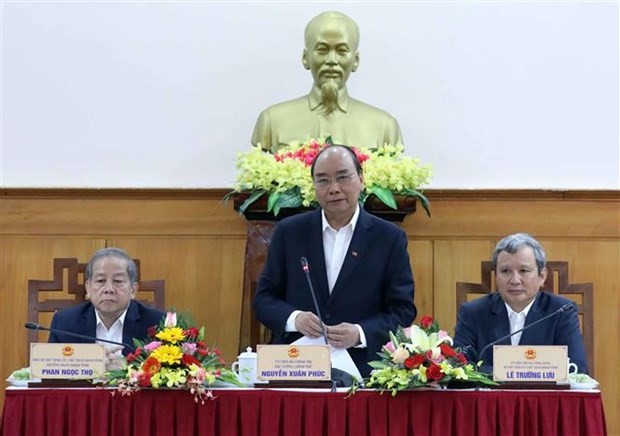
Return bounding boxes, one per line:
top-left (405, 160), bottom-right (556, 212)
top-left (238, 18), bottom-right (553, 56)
top-left (476, 302), bottom-right (574, 363)
top-left (300, 257), bottom-right (352, 390)
top-left (25, 322), bottom-right (135, 351)
top-left (300, 257), bottom-right (329, 345)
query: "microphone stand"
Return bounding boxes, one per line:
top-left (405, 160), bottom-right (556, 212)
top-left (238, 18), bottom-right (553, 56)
top-left (300, 257), bottom-right (337, 392)
top-left (25, 322), bottom-right (135, 350)
top-left (476, 302), bottom-right (573, 362)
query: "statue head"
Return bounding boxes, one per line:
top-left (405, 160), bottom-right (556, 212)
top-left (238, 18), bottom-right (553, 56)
top-left (302, 12), bottom-right (360, 103)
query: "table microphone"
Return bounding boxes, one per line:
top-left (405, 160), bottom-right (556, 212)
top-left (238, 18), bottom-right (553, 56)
top-left (24, 322), bottom-right (135, 351)
top-left (475, 302), bottom-right (574, 362)
top-left (301, 257), bottom-right (346, 391)
top-left (300, 257), bottom-right (329, 345)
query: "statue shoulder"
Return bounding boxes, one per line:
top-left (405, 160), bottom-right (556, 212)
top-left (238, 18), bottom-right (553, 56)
top-left (348, 97), bottom-right (398, 120)
top-left (258, 95), bottom-right (308, 118)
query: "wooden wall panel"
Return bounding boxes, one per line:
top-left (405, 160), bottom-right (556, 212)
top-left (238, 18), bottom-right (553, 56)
top-left (432, 240), bottom-right (495, 328)
top-left (409, 240), bottom-right (434, 320)
top-left (1, 189), bottom-right (618, 433)
top-left (108, 237), bottom-right (247, 362)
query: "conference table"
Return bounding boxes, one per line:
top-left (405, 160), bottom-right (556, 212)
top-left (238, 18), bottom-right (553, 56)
top-left (1, 386), bottom-right (606, 436)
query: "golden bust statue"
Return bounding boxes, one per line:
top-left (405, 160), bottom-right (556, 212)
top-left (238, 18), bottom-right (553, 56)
top-left (251, 11), bottom-right (403, 152)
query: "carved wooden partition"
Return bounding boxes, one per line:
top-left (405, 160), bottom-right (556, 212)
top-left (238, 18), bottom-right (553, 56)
top-left (235, 193), bottom-right (417, 353)
top-left (27, 257), bottom-right (165, 352)
top-left (456, 261), bottom-right (594, 375)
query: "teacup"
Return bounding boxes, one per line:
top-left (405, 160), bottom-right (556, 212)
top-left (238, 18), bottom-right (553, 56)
top-left (567, 358), bottom-right (578, 375)
top-left (231, 347), bottom-right (257, 385)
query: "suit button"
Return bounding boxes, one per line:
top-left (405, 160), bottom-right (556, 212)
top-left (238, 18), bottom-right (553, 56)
top-left (324, 313), bottom-right (331, 319)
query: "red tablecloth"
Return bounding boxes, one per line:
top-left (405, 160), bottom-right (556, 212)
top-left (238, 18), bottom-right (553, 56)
top-left (1, 388), bottom-right (607, 436)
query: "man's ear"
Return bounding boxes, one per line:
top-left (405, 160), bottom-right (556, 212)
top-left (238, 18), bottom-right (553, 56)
top-left (351, 51), bottom-right (360, 72)
top-left (85, 280), bottom-right (91, 300)
top-left (131, 282), bottom-right (138, 299)
top-left (302, 49), bottom-right (310, 70)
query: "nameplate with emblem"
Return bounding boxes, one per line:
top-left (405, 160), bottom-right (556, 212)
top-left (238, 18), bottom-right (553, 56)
top-left (256, 345), bottom-right (331, 381)
top-left (493, 345), bottom-right (568, 382)
top-left (30, 343), bottom-right (106, 379)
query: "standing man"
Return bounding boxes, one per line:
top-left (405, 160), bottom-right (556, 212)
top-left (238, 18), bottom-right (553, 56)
top-left (454, 233), bottom-right (589, 374)
top-left (252, 11), bottom-right (403, 152)
top-left (253, 145), bottom-right (416, 377)
top-left (49, 247), bottom-right (165, 356)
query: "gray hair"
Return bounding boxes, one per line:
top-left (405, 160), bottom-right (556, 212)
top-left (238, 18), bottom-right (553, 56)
top-left (84, 247), bottom-right (138, 283)
top-left (492, 233), bottom-right (547, 272)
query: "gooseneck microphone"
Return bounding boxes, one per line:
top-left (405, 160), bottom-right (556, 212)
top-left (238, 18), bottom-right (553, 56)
top-left (475, 302), bottom-right (574, 362)
top-left (300, 257), bottom-right (329, 345)
top-left (301, 257), bottom-right (349, 391)
top-left (24, 322), bottom-right (135, 350)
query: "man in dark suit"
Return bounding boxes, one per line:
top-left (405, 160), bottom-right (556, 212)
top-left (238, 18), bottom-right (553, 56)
top-left (253, 145), bottom-right (416, 378)
top-left (454, 233), bottom-right (589, 374)
top-left (49, 248), bottom-right (165, 357)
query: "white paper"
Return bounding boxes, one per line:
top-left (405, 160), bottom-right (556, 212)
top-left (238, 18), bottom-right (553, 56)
top-left (291, 336), bottom-right (363, 381)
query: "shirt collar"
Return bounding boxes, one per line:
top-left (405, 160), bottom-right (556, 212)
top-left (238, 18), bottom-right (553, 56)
top-left (308, 86), bottom-right (350, 113)
top-left (321, 204), bottom-right (360, 233)
top-left (95, 306), bottom-right (129, 329)
top-left (505, 296), bottom-right (536, 318)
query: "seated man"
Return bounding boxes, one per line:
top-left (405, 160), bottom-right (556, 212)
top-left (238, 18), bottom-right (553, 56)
top-left (453, 233), bottom-right (589, 374)
top-left (253, 145), bottom-right (416, 378)
top-left (48, 247), bottom-right (165, 356)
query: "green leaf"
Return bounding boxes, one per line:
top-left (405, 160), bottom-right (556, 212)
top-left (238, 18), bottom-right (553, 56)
top-left (266, 191), bottom-right (281, 213)
top-left (273, 189), bottom-right (303, 215)
top-left (403, 189), bottom-right (431, 217)
top-left (325, 135), bottom-right (334, 146)
top-left (368, 185), bottom-right (397, 210)
top-left (238, 190), bottom-right (266, 215)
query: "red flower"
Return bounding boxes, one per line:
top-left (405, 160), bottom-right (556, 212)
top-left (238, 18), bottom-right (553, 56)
top-left (182, 354), bottom-right (201, 367)
top-left (141, 357), bottom-right (161, 376)
top-left (456, 353), bottom-right (468, 364)
top-left (426, 363), bottom-right (443, 381)
top-left (439, 344), bottom-right (457, 358)
top-left (404, 354), bottom-right (425, 369)
top-left (197, 349), bottom-right (207, 356)
top-left (126, 347), bottom-right (142, 363)
top-left (184, 327), bottom-right (200, 338)
top-left (420, 316), bottom-right (434, 329)
top-left (147, 326), bottom-right (157, 338)
top-left (137, 372), bottom-right (152, 387)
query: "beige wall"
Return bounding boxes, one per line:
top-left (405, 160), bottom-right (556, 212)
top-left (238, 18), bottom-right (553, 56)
top-left (1, 189), bottom-right (618, 432)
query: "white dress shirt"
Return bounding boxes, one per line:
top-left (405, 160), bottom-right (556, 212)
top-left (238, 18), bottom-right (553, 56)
top-left (95, 308), bottom-right (129, 354)
top-left (505, 299), bottom-right (535, 346)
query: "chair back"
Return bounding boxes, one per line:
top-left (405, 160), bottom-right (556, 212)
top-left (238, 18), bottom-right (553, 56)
top-left (456, 261), bottom-right (594, 375)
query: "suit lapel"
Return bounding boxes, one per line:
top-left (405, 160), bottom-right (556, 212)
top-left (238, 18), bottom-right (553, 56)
top-left (84, 305), bottom-right (98, 340)
top-left (491, 294), bottom-right (511, 345)
top-left (329, 209), bottom-right (372, 300)
top-left (520, 293), bottom-right (544, 344)
top-left (122, 300), bottom-right (140, 347)
top-left (306, 210), bottom-right (330, 303)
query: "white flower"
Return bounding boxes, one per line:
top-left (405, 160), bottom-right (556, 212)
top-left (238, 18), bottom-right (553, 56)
top-left (164, 312), bottom-right (177, 328)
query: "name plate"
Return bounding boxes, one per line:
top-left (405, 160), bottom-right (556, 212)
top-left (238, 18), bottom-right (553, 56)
top-left (256, 345), bottom-right (331, 381)
top-left (493, 345), bottom-right (568, 382)
top-left (30, 343), bottom-right (106, 379)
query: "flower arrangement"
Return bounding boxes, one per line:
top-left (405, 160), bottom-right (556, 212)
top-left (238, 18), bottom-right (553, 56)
top-left (104, 312), bottom-right (242, 404)
top-left (226, 137), bottom-right (433, 217)
top-left (363, 315), bottom-right (497, 395)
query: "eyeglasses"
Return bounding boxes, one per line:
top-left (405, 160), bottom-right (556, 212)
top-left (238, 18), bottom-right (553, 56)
top-left (313, 173), bottom-right (357, 189)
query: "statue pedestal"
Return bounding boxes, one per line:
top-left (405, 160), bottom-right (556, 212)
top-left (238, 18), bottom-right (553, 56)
top-left (234, 193), bottom-right (416, 351)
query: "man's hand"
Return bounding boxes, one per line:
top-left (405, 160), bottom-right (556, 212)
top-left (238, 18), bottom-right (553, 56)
top-left (104, 345), bottom-right (126, 371)
top-left (294, 311), bottom-right (324, 338)
top-left (326, 323), bottom-right (360, 349)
